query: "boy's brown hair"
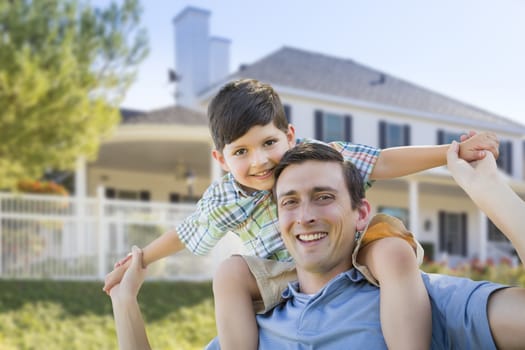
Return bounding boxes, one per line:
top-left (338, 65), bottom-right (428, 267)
top-left (208, 78), bottom-right (289, 151)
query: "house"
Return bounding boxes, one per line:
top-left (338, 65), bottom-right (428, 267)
top-left (89, 6), bottom-right (525, 266)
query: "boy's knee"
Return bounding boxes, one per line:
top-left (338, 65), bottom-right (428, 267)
top-left (367, 238), bottom-right (418, 277)
top-left (213, 256), bottom-right (252, 293)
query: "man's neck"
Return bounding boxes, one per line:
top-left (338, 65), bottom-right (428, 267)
top-left (296, 267), bottom-right (351, 294)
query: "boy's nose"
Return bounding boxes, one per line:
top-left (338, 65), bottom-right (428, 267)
top-left (250, 150), bottom-right (268, 166)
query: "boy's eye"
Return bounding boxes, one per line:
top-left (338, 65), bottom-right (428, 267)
top-left (234, 149), bottom-right (247, 156)
top-left (264, 139), bottom-right (277, 147)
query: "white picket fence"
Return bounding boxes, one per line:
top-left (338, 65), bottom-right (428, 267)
top-left (0, 191), bottom-right (241, 281)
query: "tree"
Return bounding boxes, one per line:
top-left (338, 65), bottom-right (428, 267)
top-left (0, 0), bottom-right (149, 189)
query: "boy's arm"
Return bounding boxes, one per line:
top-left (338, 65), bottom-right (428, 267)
top-left (103, 229), bottom-right (186, 293)
top-left (370, 131), bottom-right (499, 180)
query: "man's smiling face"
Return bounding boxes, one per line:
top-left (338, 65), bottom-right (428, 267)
top-left (275, 160), bottom-right (369, 278)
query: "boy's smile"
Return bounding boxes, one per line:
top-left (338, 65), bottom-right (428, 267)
top-left (213, 122), bottom-right (295, 192)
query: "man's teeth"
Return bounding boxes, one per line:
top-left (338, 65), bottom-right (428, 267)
top-left (298, 232), bottom-right (327, 242)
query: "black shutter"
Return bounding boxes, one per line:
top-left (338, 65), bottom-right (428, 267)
top-left (379, 121), bottom-right (386, 149)
top-left (438, 211), bottom-right (445, 252)
top-left (169, 193), bottom-right (180, 203)
top-left (437, 130), bottom-right (444, 145)
top-left (461, 213), bottom-right (468, 257)
top-left (105, 188), bottom-right (115, 199)
top-left (507, 141), bottom-right (513, 174)
top-left (283, 104), bottom-right (291, 124)
top-left (139, 191), bottom-right (150, 202)
top-left (315, 110), bottom-right (323, 141)
top-left (344, 115), bottom-right (352, 142)
top-left (403, 125), bottom-right (411, 146)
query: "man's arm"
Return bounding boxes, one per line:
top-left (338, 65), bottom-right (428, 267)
top-left (447, 141), bottom-right (525, 349)
top-left (446, 140), bottom-right (525, 260)
top-left (110, 246), bottom-right (151, 350)
top-left (370, 131), bottom-right (499, 180)
top-left (103, 229), bottom-right (186, 294)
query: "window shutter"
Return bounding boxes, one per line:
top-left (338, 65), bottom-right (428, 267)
top-left (438, 211), bottom-right (445, 252)
top-left (315, 110), bottom-right (323, 140)
top-left (283, 104), bottom-right (291, 124)
top-left (461, 213), bottom-right (468, 257)
top-left (379, 121), bottom-right (386, 149)
top-left (507, 141), bottom-right (513, 174)
top-left (403, 124), bottom-right (411, 146)
top-left (344, 115), bottom-right (352, 142)
top-left (437, 130), bottom-right (444, 145)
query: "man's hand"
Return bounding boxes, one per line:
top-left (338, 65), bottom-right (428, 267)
top-left (447, 140), bottom-right (499, 190)
top-left (103, 259), bottom-right (131, 295)
top-left (458, 131), bottom-right (499, 162)
top-left (109, 246), bottom-right (147, 301)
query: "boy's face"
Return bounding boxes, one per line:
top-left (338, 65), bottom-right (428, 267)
top-left (212, 122), bottom-right (296, 191)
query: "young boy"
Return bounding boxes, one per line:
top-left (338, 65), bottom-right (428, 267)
top-left (103, 79), bottom-right (499, 350)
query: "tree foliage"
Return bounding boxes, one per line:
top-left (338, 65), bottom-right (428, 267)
top-left (0, 0), bottom-right (149, 189)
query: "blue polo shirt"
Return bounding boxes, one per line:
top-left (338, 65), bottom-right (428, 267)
top-left (206, 269), bottom-right (506, 349)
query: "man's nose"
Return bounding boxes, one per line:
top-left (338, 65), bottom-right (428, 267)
top-left (296, 203), bottom-right (316, 225)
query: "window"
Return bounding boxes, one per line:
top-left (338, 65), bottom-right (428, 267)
top-left (315, 110), bottom-right (352, 142)
top-left (283, 104), bottom-right (291, 123)
top-left (496, 140), bottom-right (513, 175)
top-left (487, 219), bottom-right (509, 242)
top-left (377, 206), bottom-right (409, 227)
top-left (105, 188), bottom-right (150, 201)
top-left (438, 211), bottom-right (467, 256)
top-left (437, 130), bottom-right (463, 144)
top-left (379, 121), bottom-right (410, 148)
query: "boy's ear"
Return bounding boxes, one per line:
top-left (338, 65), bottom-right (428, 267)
top-left (212, 149), bottom-right (230, 172)
top-left (286, 124), bottom-right (296, 147)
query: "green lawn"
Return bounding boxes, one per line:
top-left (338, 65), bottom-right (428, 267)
top-left (0, 280), bottom-right (216, 350)
top-left (1, 262), bottom-right (523, 349)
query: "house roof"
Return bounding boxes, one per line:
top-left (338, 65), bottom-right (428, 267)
top-left (121, 105), bottom-right (207, 126)
top-left (222, 46), bottom-right (524, 131)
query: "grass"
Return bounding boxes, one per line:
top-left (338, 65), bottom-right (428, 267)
top-left (1, 262), bottom-right (524, 349)
top-left (0, 280), bottom-right (216, 350)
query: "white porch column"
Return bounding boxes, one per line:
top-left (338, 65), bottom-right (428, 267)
top-left (408, 179), bottom-right (419, 240)
top-left (478, 209), bottom-right (488, 263)
top-left (97, 186), bottom-right (107, 279)
top-left (75, 156), bottom-right (87, 199)
top-left (75, 156), bottom-right (87, 256)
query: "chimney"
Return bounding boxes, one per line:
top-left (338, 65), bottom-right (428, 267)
top-left (173, 7), bottom-right (230, 107)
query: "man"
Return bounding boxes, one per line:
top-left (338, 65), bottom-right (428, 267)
top-left (111, 141), bottom-right (525, 349)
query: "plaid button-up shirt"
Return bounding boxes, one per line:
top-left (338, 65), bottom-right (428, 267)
top-left (176, 138), bottom-right (380, 261)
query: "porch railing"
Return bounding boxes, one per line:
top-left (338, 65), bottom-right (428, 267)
top-left (0, 191), bottom-right (242, 281)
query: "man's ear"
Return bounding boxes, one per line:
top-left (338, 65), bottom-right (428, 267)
top-left (355, 199), bottom-right (371, 231)
top-left (212, 149), bottom-right (230, 172)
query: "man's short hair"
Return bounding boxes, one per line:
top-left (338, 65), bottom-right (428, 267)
top-left (273, 142), bottom-right (365, 209)
top-left (208, 78), bottom-right (289, 151)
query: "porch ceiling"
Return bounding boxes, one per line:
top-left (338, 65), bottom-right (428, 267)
top-left (90, 140), bottom-right (212, 176)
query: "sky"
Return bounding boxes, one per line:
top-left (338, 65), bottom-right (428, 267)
top-left (100, 0), bottom-right (525, 126)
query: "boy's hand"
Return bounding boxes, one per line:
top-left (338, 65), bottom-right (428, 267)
top-left (447, 141), bottom-right (499, 190)
top-left (109, 246), bottom-right (146, 301)
top-left (103, 259), bottom-right (131, 295)
top-left (458, 131), bottom-right (499, 162)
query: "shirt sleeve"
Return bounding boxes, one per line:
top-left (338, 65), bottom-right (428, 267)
top-left (175, 176), bottom-right (252, 256)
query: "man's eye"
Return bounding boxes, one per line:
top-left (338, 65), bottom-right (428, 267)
top-left (281, 199), bottom-right (296, 207)
top-left (317, 194), bottom-right (333, 201)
